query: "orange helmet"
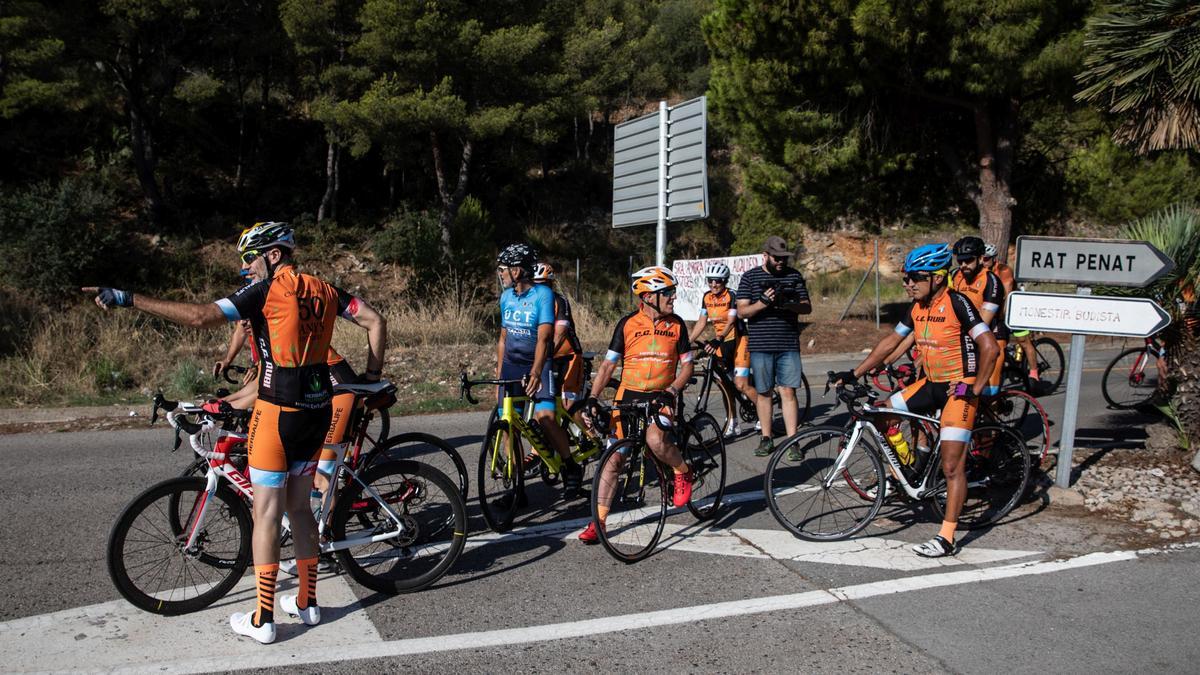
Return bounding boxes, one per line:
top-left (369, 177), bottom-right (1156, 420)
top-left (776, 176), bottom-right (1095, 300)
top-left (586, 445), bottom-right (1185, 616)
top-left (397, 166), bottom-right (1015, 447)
top-left (631, 266), bottom-right (677, 295)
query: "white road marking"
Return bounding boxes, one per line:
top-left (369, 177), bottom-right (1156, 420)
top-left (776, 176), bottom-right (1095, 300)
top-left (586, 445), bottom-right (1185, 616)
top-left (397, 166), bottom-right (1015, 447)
top-left (0, 573), bottom-right (379, 674)
top-left (11, 547), bottom-right (1145, 674)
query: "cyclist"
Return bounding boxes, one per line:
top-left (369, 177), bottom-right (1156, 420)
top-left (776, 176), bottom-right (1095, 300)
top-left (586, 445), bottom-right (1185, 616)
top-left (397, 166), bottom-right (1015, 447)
top-left (533, 262), bottom-right (585, 406)
top-left (579, 266), bottom-right (695, 544)
top-left (84, 221), bottom-right (387, 643)
top-left (831, 244), bottom-right (999, 558)
top-left (689, 262), bottom-right (758, 437)
top-left (982, 242), bottom-right (1039, 383)
top-left (496, 244), bottom-right (583, 503)
top-left (952, 236), bottom-right (1006, 396)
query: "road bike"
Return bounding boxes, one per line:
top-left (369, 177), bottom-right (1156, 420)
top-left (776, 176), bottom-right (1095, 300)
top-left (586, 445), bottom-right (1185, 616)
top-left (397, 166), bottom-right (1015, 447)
top-left (461, 372), bottom-right (605, 532)
top-left (684, 340), bottom-right (811, 436)
top-left (1102, 336), bottom-right (1167, 409)
top-left (587, 397), bottom-right (727, 563)
top-left (107, 381), bottom-right (467, 615)
top-left (1002, 335), bottom-right (1064, 396)
top-left (764, 374), bottom-right (1029, 541)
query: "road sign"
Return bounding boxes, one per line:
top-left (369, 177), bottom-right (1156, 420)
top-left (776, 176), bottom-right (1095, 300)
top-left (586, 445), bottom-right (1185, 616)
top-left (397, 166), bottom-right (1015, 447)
top-left (612, 96), bottom-right (709, 231)
top-left (1005, 291), bottom-right (1171, 338)
top-left (1014, 236), bottom-right (1175, 287)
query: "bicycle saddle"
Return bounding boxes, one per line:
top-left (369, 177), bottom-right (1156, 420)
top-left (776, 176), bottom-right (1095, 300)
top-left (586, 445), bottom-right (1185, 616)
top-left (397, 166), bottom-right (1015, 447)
top-left (332, 381), bottom-right (395, 395)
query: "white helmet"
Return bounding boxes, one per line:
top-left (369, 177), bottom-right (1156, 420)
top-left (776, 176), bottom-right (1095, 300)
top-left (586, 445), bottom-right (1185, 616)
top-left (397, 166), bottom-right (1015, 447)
top-left (533, 262), bottom-right (555, 283)
top-left (631, 266), bottom-right (677, 294)
top-left (983, 243), bottom-right (998, 258)
top-left (704, 262), bottom-right (730, 280)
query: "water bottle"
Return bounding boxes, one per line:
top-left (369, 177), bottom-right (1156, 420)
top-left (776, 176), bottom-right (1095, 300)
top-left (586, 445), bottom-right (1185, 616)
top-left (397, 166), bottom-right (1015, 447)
top-left (886, 423), bottom-right (914, 465)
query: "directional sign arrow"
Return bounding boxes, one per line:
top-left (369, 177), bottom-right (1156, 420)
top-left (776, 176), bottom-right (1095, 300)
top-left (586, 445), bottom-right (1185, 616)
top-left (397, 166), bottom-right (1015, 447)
top-left (1014, 236), bottom-right (1175, 287)
top-left (1005, 291), bottom-right (1171, 338)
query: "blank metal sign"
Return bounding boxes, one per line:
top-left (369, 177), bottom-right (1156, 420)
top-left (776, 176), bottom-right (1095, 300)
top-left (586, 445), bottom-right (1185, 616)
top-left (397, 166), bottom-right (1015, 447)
top-left (612, 96), bottom-right (709, 228)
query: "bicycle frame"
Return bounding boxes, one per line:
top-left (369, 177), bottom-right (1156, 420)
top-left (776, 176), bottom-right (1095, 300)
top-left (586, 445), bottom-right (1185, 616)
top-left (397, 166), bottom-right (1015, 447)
top-left (173, 413), bottom-right (412, 558)
top-left (829, 403), bottom-right (944, 501)
top-left (495, 394), bottom-right (600, 473)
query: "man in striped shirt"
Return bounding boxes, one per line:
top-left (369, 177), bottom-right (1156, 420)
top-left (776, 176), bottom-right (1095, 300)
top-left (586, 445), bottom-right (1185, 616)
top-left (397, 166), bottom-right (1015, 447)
top-left (736, 236), bottom-right (812, 457)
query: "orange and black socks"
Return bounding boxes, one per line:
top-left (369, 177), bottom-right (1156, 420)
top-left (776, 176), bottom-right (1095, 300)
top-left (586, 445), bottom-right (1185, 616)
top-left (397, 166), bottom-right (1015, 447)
top-left (253, 563), bottom-right (278, 626)
top-left (297, 557), bottom-right (318, 610)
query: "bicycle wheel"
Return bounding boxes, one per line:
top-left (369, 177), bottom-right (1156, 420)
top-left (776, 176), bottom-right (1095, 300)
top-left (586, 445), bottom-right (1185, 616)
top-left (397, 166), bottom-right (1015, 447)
top-left (683, 374), bottom-right (735, 435)
top-left (592, 441), bottom-right (668, 563)
top-left (477, 419), bottom-right (525, 532)
top-left (798, 372), bottom-right (811, 422)
top-left (1102, 347), bottom-right (1160, 409)
top-left (930, 424), bottom-right (1030, 528)
top-left (680, 412), bottom-right (726, 520)
top-left (363, 432), bottom-right (468, 499)
top-left (1032, 337), bottom-right (1065, 394)
top-left (331, 460), bottom-right (466, 594)
top-left (983, 390), bottom-right (1051, 467)
top-left (107, 477), bottom-right (251, 615)
top-left (364, 407), bottom-right (390, 451)
top-left (764, 426), bottom-right (885, 541)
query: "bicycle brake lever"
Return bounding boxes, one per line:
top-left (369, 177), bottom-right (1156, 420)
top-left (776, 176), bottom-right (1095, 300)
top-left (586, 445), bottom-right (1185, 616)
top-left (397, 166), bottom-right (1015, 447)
top-left (172, 428), bottom-right (182, 451)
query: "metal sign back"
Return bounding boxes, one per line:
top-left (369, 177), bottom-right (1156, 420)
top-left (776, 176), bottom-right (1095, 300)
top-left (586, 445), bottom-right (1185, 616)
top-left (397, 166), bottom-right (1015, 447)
top-left (1014, 236), bottom-right (1175, 287)
top-left (612, 96), bottom-right (708, 228)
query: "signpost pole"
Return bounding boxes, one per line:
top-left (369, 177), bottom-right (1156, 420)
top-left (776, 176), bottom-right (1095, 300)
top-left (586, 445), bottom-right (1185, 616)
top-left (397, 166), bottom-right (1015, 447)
top-left (1055, 286), bottom-right (1091, 488)
top-left (874, 240), bottom-right (880, 330)
top-left (655, 100), bottom-right (668, 267)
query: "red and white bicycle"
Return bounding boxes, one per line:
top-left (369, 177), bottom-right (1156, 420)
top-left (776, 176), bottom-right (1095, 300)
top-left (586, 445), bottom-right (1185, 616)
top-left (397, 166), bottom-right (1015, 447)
top-left (106, 383), bottom-right (466, 615)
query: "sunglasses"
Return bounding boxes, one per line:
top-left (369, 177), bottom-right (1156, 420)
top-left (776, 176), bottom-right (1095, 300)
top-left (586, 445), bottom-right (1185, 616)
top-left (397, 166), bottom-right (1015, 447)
top-left (956, 256), bottom-right (977, 264)
top-left (657, 287), bottom-right (677, 297)
top-left (240, 250), bottom-right (262, 265)
top-left (902, 273), bottom-right (932, 284)
top-left (707, 278), bottom-right (727, 284)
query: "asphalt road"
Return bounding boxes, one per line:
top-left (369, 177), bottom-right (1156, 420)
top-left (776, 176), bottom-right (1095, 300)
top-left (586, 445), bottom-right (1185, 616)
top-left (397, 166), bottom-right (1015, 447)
top-left (1, 344), bottom-right (1195, 674)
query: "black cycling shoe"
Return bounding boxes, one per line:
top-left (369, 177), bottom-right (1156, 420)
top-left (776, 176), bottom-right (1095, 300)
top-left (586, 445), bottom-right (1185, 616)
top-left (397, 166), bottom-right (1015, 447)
top-left (492, 490), bottom-right (529, 511)
top-left (561, 462), bottom-right (584, 498)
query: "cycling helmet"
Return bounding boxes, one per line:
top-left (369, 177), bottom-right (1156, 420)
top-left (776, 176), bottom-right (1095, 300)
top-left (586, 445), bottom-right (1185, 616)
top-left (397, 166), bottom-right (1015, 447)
top-left (952, 236), bottom-right (985, 258)
top-left (533, 262), bottom-right (555, 283)
top-left (704, 262), bottom-right (731, 280)
top-left (237, 221), bottom-right (295, 253)
top-left (903, 244), bottom-right (952, 272)
top-left (631, 266), bottom-right (677, 294)
top-left (983, 243), bottom-right (998, 258)
top-left (497, 243), bottom-right (537, 272)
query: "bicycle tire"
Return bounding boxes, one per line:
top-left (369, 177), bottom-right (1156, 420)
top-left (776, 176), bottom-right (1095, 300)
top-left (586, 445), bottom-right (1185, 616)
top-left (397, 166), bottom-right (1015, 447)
top-left (684, 373), bottom-right (735, 436)
top-left (477, 419), bottom-right (525, 532)
top-left (1032, 337), bottom-right (1065, 394)
top-left (331, 459), bottom-right (466, 594)
top-left (107, 477), bottom-right (251, 615)
top-left (983, 390), bottom-right (1051, 467)
top-left (680, 412), bottom-right (727, 520)
top-left (1101, 347), bottom-right (1159, 409)
top-left (764, 426), bottom-right (885, 541)
top-left (929, 424), bottom-right (1030, 528)
top-left (592, 440), bottom-right (668, 563)
top-left (362, 432), bottom-right (468, 500)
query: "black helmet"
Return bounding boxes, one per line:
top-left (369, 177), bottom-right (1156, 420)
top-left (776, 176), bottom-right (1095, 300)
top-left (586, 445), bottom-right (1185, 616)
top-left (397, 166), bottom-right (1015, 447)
top-left (497, 242), bottom-right (537, 272)
top-left (952, 236), bottom-right (985, 258)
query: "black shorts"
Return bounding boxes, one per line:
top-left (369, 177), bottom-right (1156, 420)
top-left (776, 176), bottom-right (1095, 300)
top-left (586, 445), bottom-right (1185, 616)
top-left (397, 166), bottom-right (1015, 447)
top-left (247, 400), bottom-right (333, 487)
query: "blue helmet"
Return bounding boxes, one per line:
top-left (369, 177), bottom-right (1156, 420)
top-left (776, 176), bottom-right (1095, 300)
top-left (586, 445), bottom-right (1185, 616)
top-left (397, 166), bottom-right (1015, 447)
top-left (904, 244), bottom-right (952, 273)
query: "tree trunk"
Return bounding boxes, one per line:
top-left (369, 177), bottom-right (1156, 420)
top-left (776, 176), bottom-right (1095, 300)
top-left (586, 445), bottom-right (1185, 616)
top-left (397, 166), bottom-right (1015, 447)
top-left (430, 131), bottom-right (474, 259)
top-left (318, 141), bottom-right (338, 222)
top-left (127, 102), bottom-right (165, 226)
top-left (973, 102), bottom-right (1018, 262)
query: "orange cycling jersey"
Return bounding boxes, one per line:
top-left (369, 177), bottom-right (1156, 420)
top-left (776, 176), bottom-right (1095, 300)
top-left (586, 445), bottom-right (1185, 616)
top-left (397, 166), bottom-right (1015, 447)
top-left (605, 310), bottom-right (693, 392)
top-left (701, 289), bottom-right (740, 342)
top-left (951, 269), bottom-right (1004, 327)
top-left (218, 265), bottom-right (357, 408)
top-left (894, 289), bottom-right (990, 383)
top-left (990, 261), bottom-right (1015, 291)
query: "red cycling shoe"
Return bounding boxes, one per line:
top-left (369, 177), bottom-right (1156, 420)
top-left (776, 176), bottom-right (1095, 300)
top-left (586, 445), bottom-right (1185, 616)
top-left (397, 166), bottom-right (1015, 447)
top-left (578, 520), bottom-right (604, 544)
top-left (672, 469), bottom-right (694, 508)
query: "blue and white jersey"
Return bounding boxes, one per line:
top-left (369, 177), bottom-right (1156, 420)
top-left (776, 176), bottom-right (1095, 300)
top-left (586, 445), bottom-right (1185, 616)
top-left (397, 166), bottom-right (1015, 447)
top-left (500, 284), bottom-right (555, 365)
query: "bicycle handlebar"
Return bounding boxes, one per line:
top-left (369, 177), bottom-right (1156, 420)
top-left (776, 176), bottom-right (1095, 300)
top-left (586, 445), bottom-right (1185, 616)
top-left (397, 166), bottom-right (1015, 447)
top-left (459, 371), bottom-right (524, 406)
top-left (221, 364), bottom-right (249, 385)
top-left (585, 396), bottom-right (675, 437)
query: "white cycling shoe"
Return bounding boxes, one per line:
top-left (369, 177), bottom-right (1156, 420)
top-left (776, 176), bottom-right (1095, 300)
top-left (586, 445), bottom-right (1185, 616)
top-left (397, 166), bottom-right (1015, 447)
top-left (912, 535), bottom-right (959, 558)
top-left (279, 594), bottom-right (321, 626)
top-left (279, 559), bottom-right (298, 576)
top-left (230, 611), bottom-right (276, 644)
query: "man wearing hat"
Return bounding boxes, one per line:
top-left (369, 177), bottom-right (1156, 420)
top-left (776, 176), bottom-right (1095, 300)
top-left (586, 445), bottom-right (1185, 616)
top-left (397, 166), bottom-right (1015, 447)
top-left (736, 236), bottom-right (812, 457)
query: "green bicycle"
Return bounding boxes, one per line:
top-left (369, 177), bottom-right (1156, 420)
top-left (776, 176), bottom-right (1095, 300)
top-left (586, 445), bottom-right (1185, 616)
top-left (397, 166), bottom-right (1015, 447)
top-left (460, 372), bottom-right (605, 532)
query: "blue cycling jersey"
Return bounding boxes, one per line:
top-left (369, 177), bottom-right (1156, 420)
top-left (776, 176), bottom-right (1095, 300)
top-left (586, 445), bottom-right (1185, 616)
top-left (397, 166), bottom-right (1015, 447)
top-left (500, 283), bottom-right (555, 365)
